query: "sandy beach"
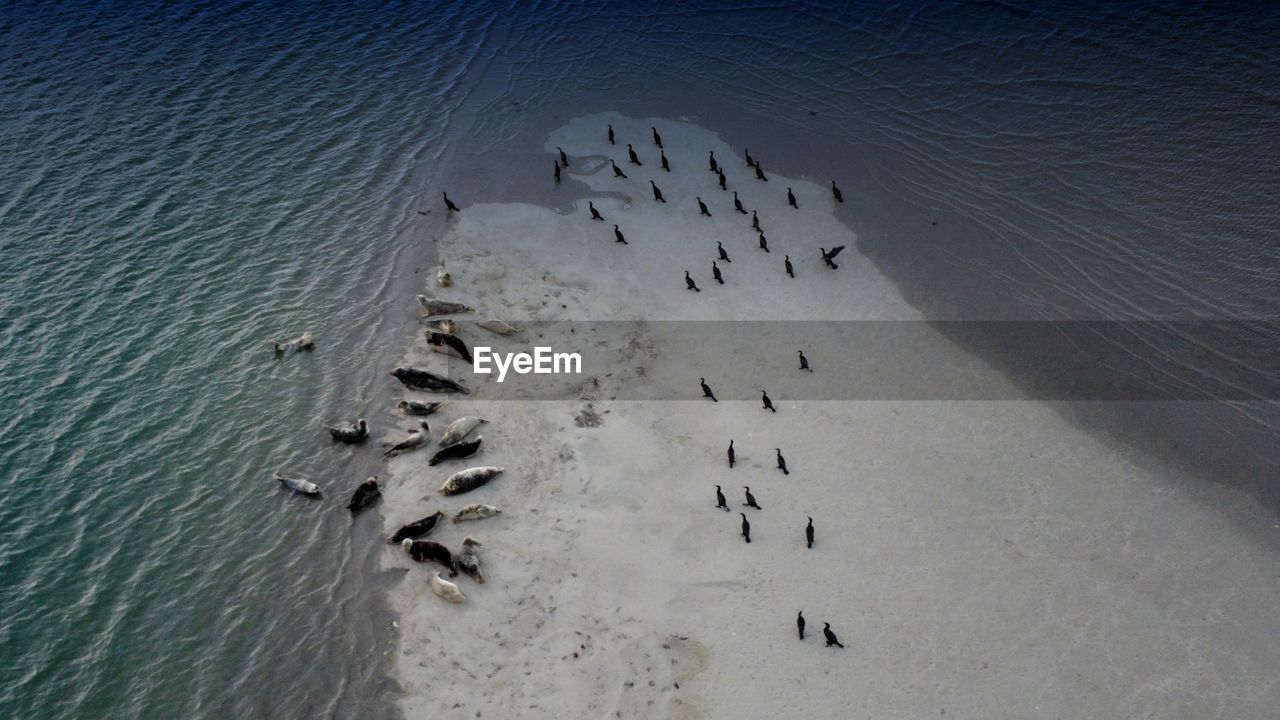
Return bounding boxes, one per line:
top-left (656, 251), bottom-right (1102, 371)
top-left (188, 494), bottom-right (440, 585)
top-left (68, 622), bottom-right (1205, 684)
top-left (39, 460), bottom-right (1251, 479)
top-left (379, 113), bottom-right (1279, 719)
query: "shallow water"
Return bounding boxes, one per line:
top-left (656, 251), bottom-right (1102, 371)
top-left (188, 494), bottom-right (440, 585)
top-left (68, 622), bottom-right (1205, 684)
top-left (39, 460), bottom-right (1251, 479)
top-left (1, 1), bottom-right (1276, 717)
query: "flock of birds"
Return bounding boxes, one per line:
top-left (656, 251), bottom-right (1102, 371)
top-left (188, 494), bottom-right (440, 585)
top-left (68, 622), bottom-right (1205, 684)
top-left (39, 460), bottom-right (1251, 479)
top-left (269, 321), bottom-right (509, 605)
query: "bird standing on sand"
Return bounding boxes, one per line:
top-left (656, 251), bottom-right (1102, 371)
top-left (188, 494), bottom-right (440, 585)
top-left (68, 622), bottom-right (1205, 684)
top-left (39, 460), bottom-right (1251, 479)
top-left (650, 180), bottom-right (666, 202)
top-left (686, 271), bottom-right (701, 292)
top-left (717, 241), bottom-right (731, 263)
top-left (715, 484), bottom-right (730, 511)
top-left (697, 197), bottom-right (712, 217)
top-left (744, 486), bottom-right (761, 509)
top-left (824, 623), bottom-right (844, 648)
top-left (652, 126), bottom-right (663, 148)
top-left (806, 517), bottom-right (815, 548)
top-left (776, 448), bottom-right (789, 474)
top-left (443, 192), bottom-right (460, 213)
top-left (608, 123), bottom-right (615, 144)
top-left (821, 246), bottom-right (846, 269)
top-left (733, 192), bottom-right (747, 214)
top-left (798, 351), bottom-right (811, 371)
top-left (628, 144), bottom-right (642, 166)
top-left (712, 261), bottom-right (724, 285)
top-left (717, 168), bottom-right (727, 191)
top-left (614, 225), bottom-right (628, 244)
top-left (589, 201), bottom-right (604, 221)
top-left (745, 148), bottom-right (755, 167)
top-left (831, 181), bottom-right (843, 202)
top-left (762, 390), bottom-right (776, 412)
top-left (787, 187), bottom-right (798, 209)
top-left (797, 611), bottom-right (806, 640)
top-left (700, 377), bottom-right (717, 401)
top-left (554, 162), bottom-right (561, 183)
top-left (751, 210), bottom-right (760, 231)
top-left (558, 146), bottom-right (569, 166)
top-left (611, 160), bottom-right (628, 178)
top-left (784, 254), bottom-right (794, 278)
top-left (755, 163), bottom-right (768, 181)
top-left (727, 439), bottom-right (735, 468)
top-left (660, 150), bottom-right (670, 171)
top-left (708, 151), bottom-right (719, 173)
top-left (740, 513), bottom-right (752, 543)
top-left (758, 231), bottom-right (770, 252)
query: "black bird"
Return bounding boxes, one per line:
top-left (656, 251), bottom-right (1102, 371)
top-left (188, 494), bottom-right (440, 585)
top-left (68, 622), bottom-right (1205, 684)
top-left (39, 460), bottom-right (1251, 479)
top-left (712, 261), bottom-right (724, 285)
top-left (784, 254), bottom-right (794, 278)
top-left (686, 270), bottom-right (701, 292)
top-left (787, 187), bottom-right (798, 209)
top-left (797, 611), bottom-right (806, 640)
top-left (715, 484), bottom-right (730, 511)
top-left (744, 147), bottom-right (755, 167)
top-left (831, 181), bottom-right (843, 202)
top-left (798, 350), bottom-right (811, 371)
top-left (554, 161), bottom-right (561, 183)
top-left (700, 377), bottom-right (717, 401)
top-left (758, 231), bottom-right (770, 253)
top-left (744, 486), bottom-right (761, 509)
top-left (652, 126), bottom-right (663, 148)
top-left (589, 201), bottom-right (604, 221)
top-left (611, 160), bottom-right (628, 179)
top-left (628, 144), bottom-right (642, 166)
top-left (762, 390), bottom-right (776, 413)
top-left (821, 245), bottom-right (846, 269)
top-left (697, 197), bottom-right (712, 217)
top-left (740, 513), bottom-right (752, 543)
top-left (660, 150), bottom-right (670, 172)
top-left (708, 151), bottom-right (719, 173)
top-left (650, 180), bottom-right (666, 202)
top-left (823, 623), bottom-right (844, 648)
top-left (717, 168), bottom-right (727, 191)
top-left (733, 192), bottom-right (747, 214)
top-left (443, 192), bottom-right (460, 213)
top-left (755, 163), bottom-right (768, 181)
top-left (558, 146), bottom-right (569, 166)
top-left (727, 439), bottom-right (735, 468)
top-left (717, 241), bottom-right (731, 263)
top-left (614, 224), bottom-right (627, 244)
top-left (805, 517), bottom-right (814, 548)
top-left (776, 448), bottom-right (789, 474)
top-left (608, 123), bottom-right (615, 144)
top-left (751, 210), bottom-right (760, 231)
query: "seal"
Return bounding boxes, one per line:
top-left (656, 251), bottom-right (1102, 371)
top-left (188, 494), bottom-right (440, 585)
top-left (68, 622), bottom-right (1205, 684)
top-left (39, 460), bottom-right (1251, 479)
top-left (427, 330), bottom-right (473, 363)
top-left (390, 367), bottom-right (469, 394)
top-left (439, 466), bottom-right (504, 496)
top-left (273, 471), bottom-right (321, 497)
top-left (424, 318), bottom-right (460, 335)
top-left (397, 399), bottom-right (446, 416)
top-left (434, 262), bottom-right (452, 287)
top-left (475, 319), bottom-right (518, 335)
top-left (272, 331), bottom-right (314, 356)
top-left (416, 296), bottom-right (472, 317)
top-left (388, 510), bottom-right (445, 544)
top-left (439, 416), bottom-right (487, 446)
top-left (324, 418), bottom-right (368, 443)
top-left (453, 504), bottom-right (502, 523)
top-left (402, 538), bottom-right (456, 575)
top-left (430, 571), bottom-right (466, 603)
top-left (383, 421), bottom-right (431, 458)
top-left (455, 537), bottom-right (485, 583)
top-left (347, 477), bottom-right (380, 512)
top-left (429, 436), bottom-right (483, 466)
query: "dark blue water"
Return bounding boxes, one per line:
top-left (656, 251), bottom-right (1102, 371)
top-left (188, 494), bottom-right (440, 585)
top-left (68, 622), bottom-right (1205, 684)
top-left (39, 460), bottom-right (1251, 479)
top-left (1, 1), bottom-right (1275, 717)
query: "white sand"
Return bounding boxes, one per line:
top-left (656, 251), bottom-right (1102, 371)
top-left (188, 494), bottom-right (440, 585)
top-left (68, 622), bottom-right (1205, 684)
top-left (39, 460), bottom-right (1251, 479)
top-left (380, 113), bottom-right (1280, 719)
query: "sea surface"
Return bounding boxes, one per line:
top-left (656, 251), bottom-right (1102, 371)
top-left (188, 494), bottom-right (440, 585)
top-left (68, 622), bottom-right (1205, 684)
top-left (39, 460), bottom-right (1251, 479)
top-left (1, 1), bottom-right (1275, 718)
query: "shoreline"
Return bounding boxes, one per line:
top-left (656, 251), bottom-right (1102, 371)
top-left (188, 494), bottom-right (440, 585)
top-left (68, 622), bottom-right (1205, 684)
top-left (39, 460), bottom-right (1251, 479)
top-left (381, 113), bottom-right (1280, 718)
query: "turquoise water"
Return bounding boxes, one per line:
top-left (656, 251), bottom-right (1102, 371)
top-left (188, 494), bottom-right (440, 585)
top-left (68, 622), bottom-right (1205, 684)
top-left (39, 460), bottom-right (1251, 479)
top-left (1, 1), bottom-right (1276, 717)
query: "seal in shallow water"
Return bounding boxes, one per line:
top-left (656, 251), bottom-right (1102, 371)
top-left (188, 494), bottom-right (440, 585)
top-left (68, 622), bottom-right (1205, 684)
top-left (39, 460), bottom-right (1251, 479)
top-left (347, 477), bottom-right (381, 512)
top-left (388, 510), bottom-right (445, 544)
top-left (273, 471), bottom-right (321, 497)
top-left (325, 418), bottom-right (368, 443)
top-left (439, 466), bottom-right (504, 496)
top-left (272, 331), bottom-right (314, 356)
